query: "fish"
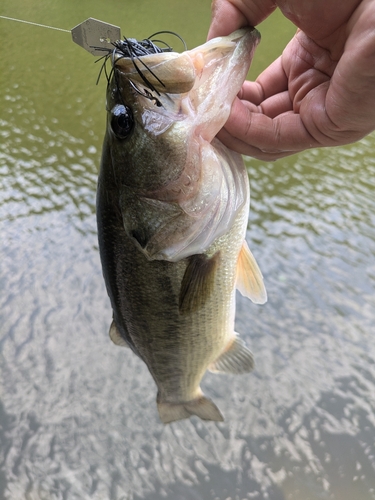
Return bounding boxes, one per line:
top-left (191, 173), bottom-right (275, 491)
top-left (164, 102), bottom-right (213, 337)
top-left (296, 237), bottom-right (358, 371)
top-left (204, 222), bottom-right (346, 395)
top-left (96, 27), bottom-right (266, 424)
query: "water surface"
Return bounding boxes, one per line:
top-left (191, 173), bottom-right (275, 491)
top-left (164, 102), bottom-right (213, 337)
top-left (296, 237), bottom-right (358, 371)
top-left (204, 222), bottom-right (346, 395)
top-left (1, 2), bottom-right (375, 499)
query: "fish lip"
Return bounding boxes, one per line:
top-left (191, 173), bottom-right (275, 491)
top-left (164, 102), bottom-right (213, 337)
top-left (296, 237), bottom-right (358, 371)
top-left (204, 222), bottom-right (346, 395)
top-left (184, 27), bottom-right (261, 141)
top-left (201, 26), bottom-right (261, 51)
top-left (113, 51), bottom-right (197, 95)
top-left (223, 26), bottom-right (261, 43)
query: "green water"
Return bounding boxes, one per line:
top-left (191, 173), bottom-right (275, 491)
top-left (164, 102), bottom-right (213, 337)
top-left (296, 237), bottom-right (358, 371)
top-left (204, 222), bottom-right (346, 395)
top-left (1, 1), bottom-right (375, 499)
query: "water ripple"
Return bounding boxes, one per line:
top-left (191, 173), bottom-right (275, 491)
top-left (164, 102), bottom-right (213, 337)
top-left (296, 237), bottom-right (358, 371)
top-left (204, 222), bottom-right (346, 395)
top-left (1, 10), bottom-right (375, 497)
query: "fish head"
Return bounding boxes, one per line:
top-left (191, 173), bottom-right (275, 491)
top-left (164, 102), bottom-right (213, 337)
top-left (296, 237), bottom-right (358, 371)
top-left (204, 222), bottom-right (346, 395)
top-left (104, 28), bottom-right (260, 194)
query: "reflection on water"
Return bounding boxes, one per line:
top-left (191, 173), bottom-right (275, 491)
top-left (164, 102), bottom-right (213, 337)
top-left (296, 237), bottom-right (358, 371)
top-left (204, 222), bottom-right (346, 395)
top-left (1, 2), bottom-right (375, 499)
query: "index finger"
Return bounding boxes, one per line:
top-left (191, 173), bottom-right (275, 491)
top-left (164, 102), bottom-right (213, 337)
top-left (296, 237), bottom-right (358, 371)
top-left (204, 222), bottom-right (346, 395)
top-left (240, 56), bottom-right (288, 104)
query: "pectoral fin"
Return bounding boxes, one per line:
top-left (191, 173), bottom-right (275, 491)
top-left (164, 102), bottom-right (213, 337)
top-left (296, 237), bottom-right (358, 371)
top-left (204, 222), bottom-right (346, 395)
top-left (109, 320), bottom-right (129, 348)
top-left (209, 335), bottom-right (255, 374)
top-left (236, 240), bottom-right (267, 304)
top-left (157, 396), bottom-right (224, 424)
top-left (179, 252), bottom-right (220, 314)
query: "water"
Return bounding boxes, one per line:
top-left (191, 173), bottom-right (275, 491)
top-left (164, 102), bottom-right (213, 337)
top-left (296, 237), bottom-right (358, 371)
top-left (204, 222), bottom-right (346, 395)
top-left (1, 2), bottom-right (375, 499)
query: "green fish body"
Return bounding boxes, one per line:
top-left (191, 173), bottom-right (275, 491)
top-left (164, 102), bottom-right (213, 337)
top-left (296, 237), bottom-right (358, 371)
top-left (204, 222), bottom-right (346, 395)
top-left (97, 28), bottom-right (266, 423)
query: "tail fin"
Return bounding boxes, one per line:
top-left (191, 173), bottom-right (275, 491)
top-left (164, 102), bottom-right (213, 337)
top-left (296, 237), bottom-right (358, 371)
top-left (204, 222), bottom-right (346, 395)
top-left (157, 396), bottom-right (224, 424)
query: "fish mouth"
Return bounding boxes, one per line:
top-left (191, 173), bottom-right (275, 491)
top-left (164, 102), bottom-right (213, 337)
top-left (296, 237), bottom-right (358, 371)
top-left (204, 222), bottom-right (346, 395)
top-left (113, 28), bottom-right (260, 139)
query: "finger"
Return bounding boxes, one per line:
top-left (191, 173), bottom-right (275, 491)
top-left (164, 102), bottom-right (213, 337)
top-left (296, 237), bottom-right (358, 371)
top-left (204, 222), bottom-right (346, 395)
top-left (222, 98), bottom-right (320, 155)
top-left (208, 0), bottom-right (277, 40)
top-left (256, 57), bottom-right (289, 98)
top-left (216, 128), bottom-right (304, 160)
top-left (239, 91), bottom-right (293, 118)
top-left (208, 0), bottom-right (248, 40)
top-left (254, 55), bottom-right (290, 100)
top-left (238, 81), bottom-right (264, 105)
top-left (239, 56), bottom-right (289, 107)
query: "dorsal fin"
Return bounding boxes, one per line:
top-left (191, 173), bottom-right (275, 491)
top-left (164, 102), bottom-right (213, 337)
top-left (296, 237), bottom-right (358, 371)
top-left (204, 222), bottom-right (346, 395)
top-left (209, 334), bottom-right (255, 374)
top-left (109, 320), bottom-right (129, 347)
top-left (179, 252), bottom-right (220, 314)
top-left (236, 240), bottom-right (267, 304)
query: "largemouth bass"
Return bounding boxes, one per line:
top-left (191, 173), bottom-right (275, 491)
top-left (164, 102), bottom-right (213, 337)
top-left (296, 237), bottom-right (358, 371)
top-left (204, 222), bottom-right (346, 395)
top-left (97, 27), bottom-right (266, 423)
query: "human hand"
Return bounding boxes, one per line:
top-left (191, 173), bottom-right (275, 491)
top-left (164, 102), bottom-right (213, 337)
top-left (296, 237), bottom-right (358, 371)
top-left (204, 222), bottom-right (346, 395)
top-left (208, 0), bottom-right (375, 160)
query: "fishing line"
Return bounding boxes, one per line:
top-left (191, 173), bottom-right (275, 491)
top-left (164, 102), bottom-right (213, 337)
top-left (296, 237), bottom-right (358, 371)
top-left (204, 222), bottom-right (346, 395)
top-left (0, 15), bottom-right (70, 33)
top-left (1, 14), bottom-right (186, 104)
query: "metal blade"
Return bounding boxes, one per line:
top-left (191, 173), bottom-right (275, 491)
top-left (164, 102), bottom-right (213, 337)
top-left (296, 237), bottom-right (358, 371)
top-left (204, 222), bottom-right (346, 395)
top-left (71, 18), bottom-right (121, 56)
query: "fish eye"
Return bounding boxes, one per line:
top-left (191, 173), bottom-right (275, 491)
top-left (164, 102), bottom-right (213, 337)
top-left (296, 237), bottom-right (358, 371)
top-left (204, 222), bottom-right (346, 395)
top-left (110, 104), bottom-right (133, 139)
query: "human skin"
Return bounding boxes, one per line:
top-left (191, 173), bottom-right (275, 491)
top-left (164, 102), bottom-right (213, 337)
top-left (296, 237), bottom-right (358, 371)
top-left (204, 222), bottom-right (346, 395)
top-left (208, 0), bottom-right (375, 160)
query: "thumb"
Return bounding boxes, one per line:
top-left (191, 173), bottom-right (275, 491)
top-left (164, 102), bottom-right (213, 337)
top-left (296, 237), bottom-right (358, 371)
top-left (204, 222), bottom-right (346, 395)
top-left (207, 0), bottom-right (249, 40)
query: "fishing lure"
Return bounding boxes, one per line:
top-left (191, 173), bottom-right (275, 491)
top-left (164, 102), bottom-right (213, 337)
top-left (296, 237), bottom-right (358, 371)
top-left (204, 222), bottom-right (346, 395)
top-left (72, 18), bottom-right (187, 106)
top-left (101, 32), bottom-right (187, 106)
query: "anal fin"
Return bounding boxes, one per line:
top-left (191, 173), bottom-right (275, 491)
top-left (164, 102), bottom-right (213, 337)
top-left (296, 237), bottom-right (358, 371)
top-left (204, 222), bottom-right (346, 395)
top-left (109, 320), bottom-right (129, 348)
top-left (236, 240), bottom-right (267, 304)
top-left (209, 334), bottom-right (255, 374)
top-left (157, 396), bottom-right (224, 424)
top-left (179, 252), bottom-right (220, 314)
